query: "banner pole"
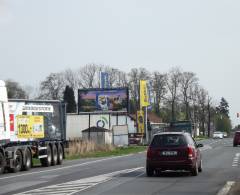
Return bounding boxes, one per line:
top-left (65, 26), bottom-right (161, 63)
top-left (145, 106), bottom-right (148, 144)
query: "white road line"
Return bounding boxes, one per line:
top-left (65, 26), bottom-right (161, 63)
top-left (232, 153), bottom-right (240, 167)
top-left (43, 186), bottom-right (86, 190)
top-left (0, 154), bottom-right (135, 180)
top-left (14, 167), bottom-right (144, 195)
top-left (217, 181), bottom-right (235, 195)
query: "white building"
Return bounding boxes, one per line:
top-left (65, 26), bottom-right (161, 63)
top-left (66, 113), bottom-right (136, 140)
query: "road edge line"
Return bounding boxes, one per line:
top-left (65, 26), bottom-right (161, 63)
top-left (217, 181), bottom-right (235, 195)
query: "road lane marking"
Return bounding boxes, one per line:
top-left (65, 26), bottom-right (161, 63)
top-left (217, 181), bottom-right (235, 195)
top-left (0, 154), bottom-right (138, 180)
top-left (232, 153), bottom-right (240, 167)
top-left (14, 167), bottom-right (144, 195)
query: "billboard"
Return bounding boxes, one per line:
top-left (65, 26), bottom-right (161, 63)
top-left (78, 88), bottom-right (129, 113)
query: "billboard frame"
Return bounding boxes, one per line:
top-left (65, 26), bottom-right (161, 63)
top-left (78, 87), bottom-right (129, 114)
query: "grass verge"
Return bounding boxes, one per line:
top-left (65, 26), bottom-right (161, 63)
top-left (195, 135), bottom-right (208, 141)
top-left (66, 145), bottom-right (147, 160)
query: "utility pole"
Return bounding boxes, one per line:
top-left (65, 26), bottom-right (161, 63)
top-left (145, 106), bottom-right (148, 144)
top-left (207, 97), bottom-right (211, 137)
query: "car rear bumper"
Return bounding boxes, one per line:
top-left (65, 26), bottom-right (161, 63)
top-left (213, 136), bottom-right (223, 139)
top-left (234, 140), bottom-right (240, 145)
top-left (147, 159), bottom-right (195, 171)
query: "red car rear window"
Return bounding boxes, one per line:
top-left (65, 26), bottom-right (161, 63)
top-left (151, 134), bottom-right (187, 147)
top-left (235, 132), bottom-right (240, 136)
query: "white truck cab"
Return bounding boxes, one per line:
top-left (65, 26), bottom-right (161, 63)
top-left (0, 80), bottom-right (10, 143)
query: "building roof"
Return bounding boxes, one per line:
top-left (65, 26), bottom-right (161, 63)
top-left (82, 126), bottom-right (111, 132)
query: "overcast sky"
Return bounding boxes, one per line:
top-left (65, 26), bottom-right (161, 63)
top-left (0, 0), bottom-right (239, 125)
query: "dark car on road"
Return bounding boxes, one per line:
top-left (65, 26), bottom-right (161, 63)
top-left (233, 131), bottom-right (240, 147)
top-left (146, 132), bottom-right (203, 176)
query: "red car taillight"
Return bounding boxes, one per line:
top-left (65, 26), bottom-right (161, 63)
top-left (147, 147), bottom-right (155, 159)
top-left (187, 146), bottom-right (195, 159)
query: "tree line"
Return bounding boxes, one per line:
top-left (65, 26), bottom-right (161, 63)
top-left (4, 64), bottom-right (232, 135)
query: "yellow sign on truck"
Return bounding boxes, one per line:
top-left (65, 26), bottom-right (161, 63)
top-left (17, 115), bottom-right (44, 138)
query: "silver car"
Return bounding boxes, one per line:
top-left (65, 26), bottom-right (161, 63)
top-left (213, 131), bottom-right (223, 139)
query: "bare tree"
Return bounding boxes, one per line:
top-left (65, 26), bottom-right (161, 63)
top-left (39, 73), bottom-right (65, 100)
top-left (152, 72), bottom-right (167, 115)
top-left (197, 87), bottom-right (208, 136)
top-left (100, 66), bottom-right (127, 88)
top-left (5, 79), bottom-right (28, 99)
top-left (63, 69), bottom-right (78, 91)
top-left (128, 68), bottom-right (150, 112)
top-left (115, 71), bottom-right (128, 87)
top-left (166, 67), bottom-right (182, 121)
top-left (180, 72), bottom-right (198, 120)
top-left (77, 64), bottom-right (99, 88)
top-left (23, 85), bottom-right (34, 99)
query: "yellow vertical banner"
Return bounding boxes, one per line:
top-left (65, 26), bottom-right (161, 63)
top-left (137, 110), bottom-right (144, 133)
top-left (140, 80), bottom-right (150, 108)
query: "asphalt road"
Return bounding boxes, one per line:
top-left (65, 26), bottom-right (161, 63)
top-left (0, 138), bottom-right (240, 195)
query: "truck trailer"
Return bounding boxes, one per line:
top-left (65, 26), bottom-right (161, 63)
top-left (168, 121), bottom-right (193, 136)
top-left (0, 80), bottom-right (66, 174)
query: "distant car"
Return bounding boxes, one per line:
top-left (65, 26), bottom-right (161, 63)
top-left (146, 132), bottom-right (203, 177)
top-left (233, 131), bottom-right (240, 147)
top-left (213, 131), bottom-right (224, 139)
top-left (223, 132), bottom-right (228, 138)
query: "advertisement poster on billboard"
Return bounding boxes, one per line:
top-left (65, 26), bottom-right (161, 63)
top-left (78, 88), bottom-right (129, 112)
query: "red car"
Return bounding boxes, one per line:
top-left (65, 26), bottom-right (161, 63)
top-left (233, 131), bottom-right (240, 147)
top-left (146, 132), bottom-right (203, 176)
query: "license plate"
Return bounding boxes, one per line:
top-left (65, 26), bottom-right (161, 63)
top-left (161, 151), bottom-right (177, 156)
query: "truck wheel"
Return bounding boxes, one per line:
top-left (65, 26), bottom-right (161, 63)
top-left (23, 149), bottom-right (31, 171)
top-left (40, 145), bottom-right (52, 167)
top-left (10, 150), bottom-right (23, 173)
top-left (0, 152), bottom-right (6, 174)
top-left (57, 145), bottom-right (63, 165)
top-left (51, 144), bottom-right (58, 166)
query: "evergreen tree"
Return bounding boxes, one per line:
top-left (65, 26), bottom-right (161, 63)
top-left (215, 97), bottom-right (231, 132)
top-left (216, 97), bottom-right (229, 118)
top-left (63, 86), bottom-right (77, 113)
top-left (215, 114), bottom-right (232, 133)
